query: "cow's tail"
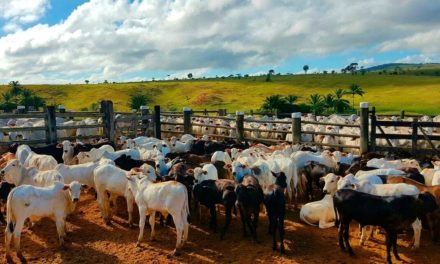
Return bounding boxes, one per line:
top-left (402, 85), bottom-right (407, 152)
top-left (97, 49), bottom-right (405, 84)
top-left (183, 187), bottom-right (191, 224)
top-left (333, 198), bottom-right (340, 228)
top-left (6, 187), bottom-right (18, 234)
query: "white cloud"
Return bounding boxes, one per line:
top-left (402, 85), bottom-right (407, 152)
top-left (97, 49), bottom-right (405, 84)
top-left (0, 0), bottom-right (49, 32)
top-left (1, 0), bottom-right (440, 83)
top-left (358, 58), bottom-right (375, 67)
top-left (396, 54), bottom-right (434, 64)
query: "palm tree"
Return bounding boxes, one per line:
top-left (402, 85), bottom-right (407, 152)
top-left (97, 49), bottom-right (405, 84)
top-left (285, 95), bottom-right (298, 104)
top-left (332, 88), bottom-right (350, 113)
top-left (261, 95), bottom-right (287, 113)
top-left (323, 94), bottom-right (334, 111)
top-left (346, 84), bottom-right (365, 109)
top-left (85, 80), bottom-right (89, 84)
top-left (303, 65), bottom-right (309, 74)
top-left (308, 94), bottom-right (324, 115)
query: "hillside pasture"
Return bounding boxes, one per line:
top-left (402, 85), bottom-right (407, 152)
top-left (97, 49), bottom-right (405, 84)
top-left (1, 74), bottom-right (440, 114)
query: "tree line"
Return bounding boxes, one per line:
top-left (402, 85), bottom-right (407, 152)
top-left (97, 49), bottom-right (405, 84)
top-left (0, 81), bottom-right (45, 112)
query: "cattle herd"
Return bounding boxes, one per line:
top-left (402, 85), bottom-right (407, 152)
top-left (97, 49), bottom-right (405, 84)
top-left (1, 129), bottom-right (440, 263)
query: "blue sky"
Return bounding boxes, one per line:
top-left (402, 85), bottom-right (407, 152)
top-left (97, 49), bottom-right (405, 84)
top-left (0, 0), bottom-right (439, 84)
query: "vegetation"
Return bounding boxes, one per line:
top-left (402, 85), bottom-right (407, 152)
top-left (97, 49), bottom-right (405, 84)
top-left (0, 81), bottom-right (45, 112)
top-left (1, 74), bottom-right (440, 114)
top-left (303, 65), bottom-right (309, 74)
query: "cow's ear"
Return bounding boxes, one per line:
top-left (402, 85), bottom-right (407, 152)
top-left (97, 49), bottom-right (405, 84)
top-left (336, 176), bottom-right (341, 181)
top-left (62, 185), bottom-right (70, 190)
top-left (56, 143), bottom-right (63, 148)
top-left (202, 170), bottom-right (208, 175)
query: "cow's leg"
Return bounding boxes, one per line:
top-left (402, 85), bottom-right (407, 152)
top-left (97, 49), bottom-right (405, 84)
top-left (343, 220), bottom-right (354, 256)
top-left (338, 221), bottom-right (346, 251)
top-left (149, 213), bottom-right (156, 241)
top-left (220, 203), bottom-right (232, 240)
top-left (359, 226), bottom-right (367, 245)
top-left (412, 218), bottom-right (422, 249)
top-left (391, 232), bottom-right (401, 261)
top-left (251, 208), bottom-right (260, 243)
top-left (136, 206), bottom-right (146, 247)
top-left (126, 195), bottom-right (134, 228)
top-left (385, 232), bottom-right (392, 264)
top-left (55, 217), bottom-right (66, 249)
top-left (13, 220), bottom-right (25, 261)
top-left (209, 205), bottom-right (217, 231)
top-left (279, 215), bottom-right (285, 255)
top-left (238, 206), bottom-right (248, 237)
top-left (109, 194), bottom-right (118, 216)
top-left (5, 222), bottom-right (14, 263)
top-left (272, 216), bottom-right (278, 251)
top-left (183, 220), bottom-right (189, 244)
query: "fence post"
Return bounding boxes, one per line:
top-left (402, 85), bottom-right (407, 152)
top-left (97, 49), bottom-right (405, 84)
top-left (370, 107), bottom-right (377, 152)
top-left (140, 106), bottom-right (149, 136)
top-left (101, 100), bottom-right (115, 143)
top-left (154, 105), bottom-right (161, 139)
top-left (58, 105), bottom-right (66, 113)
top-left (17, 105), bottom-right (26, 114)
top-left (411, 118), bottom-right (418, 156)
top-left (183, 107), bottom-right (192, 135)
top-left (44, 106), bottom-right (57, 144)
top-left (400, 110), bottom-right (405, 120)
top-left (359, 102), bottom-right (369, 154)
top-left (236, 111), bottom-right (244, 142)
top-left (291, 112), bottom-right (302, 144)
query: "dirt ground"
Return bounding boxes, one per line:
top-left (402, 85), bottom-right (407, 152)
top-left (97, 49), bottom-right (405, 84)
top-left (1, 193), bottom-right (440, 264)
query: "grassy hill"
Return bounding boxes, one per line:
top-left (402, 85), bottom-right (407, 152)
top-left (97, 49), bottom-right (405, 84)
top-left (1, 74), bottom-right (440, 115)
top-left (366, 63), bottom-right (440, 76)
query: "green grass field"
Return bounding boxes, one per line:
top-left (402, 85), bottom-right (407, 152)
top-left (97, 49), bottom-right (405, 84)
top-left (1, 74), bottom-right (440, 114)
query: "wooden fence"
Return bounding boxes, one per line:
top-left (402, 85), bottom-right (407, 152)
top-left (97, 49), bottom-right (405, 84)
top-left (2, 101), bottom-right (439, 156)
top-left (0, 101), bottom-right (152, 146)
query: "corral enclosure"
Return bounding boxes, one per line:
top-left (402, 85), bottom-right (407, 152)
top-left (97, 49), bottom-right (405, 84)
top-left (1, 101), bottom-right (440, 264)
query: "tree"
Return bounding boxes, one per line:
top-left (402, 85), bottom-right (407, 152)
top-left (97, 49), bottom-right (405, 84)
top-left (346, 84), bottom-right (365, 109)
top-left (308, 94), bottom-right (324, 115)
top-left (187, 73), bottom-right (193, 79)
top-left (266, 69), bottom-right (275, 82)
top-left (104, 80), bottom-right (108, 84)
top-left (128, 94), bottom-right (148, 110)
top-left (323, 94), bottom-right (335, 113)
top-left (285, 95), bottom-right (298, 104)
top-left (85, 80), bottom-right (89, 84)
top-left (332, 88), bottom-right (350, 113)
top-left (303, 65), bottom-right (309, 74)
top-left (261, 95), bottom-right (287, 112)
top-left (269, 69), bottom-right (275, 75)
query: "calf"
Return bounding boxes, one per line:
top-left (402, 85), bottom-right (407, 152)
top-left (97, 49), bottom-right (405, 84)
top-left (1, 159), bottom-right (63, 187)
top-left (93, 163), bottom-right (156, 226)
top-left (125, 176), bottom-right (190, 255)
top-left (263, 171), bottom-right (288, 254)
top-left (235, 176), bottom-right (264, 242)
top-left (193, 179), bottom-right (236, 239)
top-left (302, 161), bottom-right (334, 200)
top-left (300, 173), bottom-right (340, 228)
top-left (333, 189), bottom-right (438, 264)
top-left (4, 181), bottom-right (82, 262)
top-left (24, 151), bottom-right (58, 171)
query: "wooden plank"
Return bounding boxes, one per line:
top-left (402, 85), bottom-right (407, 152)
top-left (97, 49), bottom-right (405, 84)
top-left (375, 120), bottom-right (413, 127)
top-left (301, 120), bottom-right (360, 127)
top-left (0, 113), bottom-right (45, 119)
top-left (57, 112), bottom-right (103, 118)
top-left (418, 126), bottom-right (439, 154)
top-left (0, 126), bottom-right (46, 132)
top-left (44, 106), bottom-right (57, 144)
top-left (310, 141), bottom-right (360, 149)
top-left (0, 139), bottom-right (47, 146)
top-left (56, 124), bottom-right (102, 130)
top-left (377, 125), bottom-right (394, 147)
top-left (375, 134), bottom-right (440, 141)
top-left (161, 122), bottom-right (184, 126)
top-left (300, 130), bottom-right (360, 138)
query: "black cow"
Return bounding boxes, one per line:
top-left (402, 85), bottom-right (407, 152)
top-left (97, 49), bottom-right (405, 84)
top-left (333, 189), bottom-right (439, 264)
top-left (193, 179), bottom-right (236, 239)
top-left (113, 154), bottom-right (155, 171)
top-left (235, 175), bottom-right (263, 243)
top-left (263, 172), bottom-right (287, 254)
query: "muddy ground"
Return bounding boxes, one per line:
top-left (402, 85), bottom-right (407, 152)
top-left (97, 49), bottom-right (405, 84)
top-left (1, 193), bottom-right (439, 264)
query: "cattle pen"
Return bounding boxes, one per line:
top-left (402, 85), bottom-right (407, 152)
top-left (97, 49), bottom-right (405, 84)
top-left (1, 100), bottom-right (440, 156)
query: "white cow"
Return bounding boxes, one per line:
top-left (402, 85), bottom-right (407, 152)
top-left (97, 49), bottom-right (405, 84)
top-left (24, 151), bottom-right (58, 171)
top-left (93, 163), bottom-right (156, 226)
top-left (76, 145), bottom-right (115, 163)
top-left (193, 164), bottom-right (218, 183)
top-left (4, 181), bottom-right (81, 262)
top-left (300, 173), bottom-right (339, 228)
top-left (211, 151), bottom-right (232, 165)
top-left (1, 159), bottom-right (63, 187)
top-left (55, 162), bottom-right (101, 188)
top-left (126, 175), bottom-right (190, 255)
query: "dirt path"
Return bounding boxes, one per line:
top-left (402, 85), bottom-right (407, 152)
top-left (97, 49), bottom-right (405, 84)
top-left (1, 193), bottom-right (439, 264)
